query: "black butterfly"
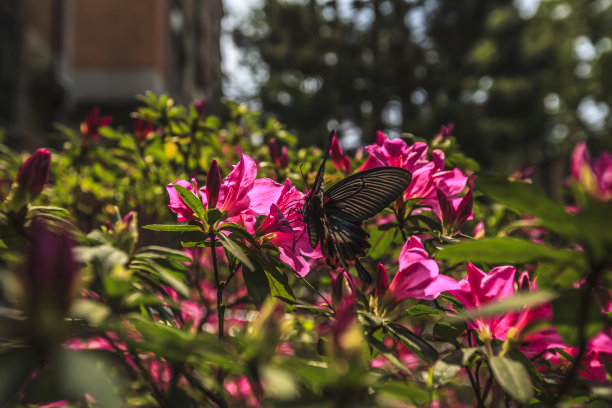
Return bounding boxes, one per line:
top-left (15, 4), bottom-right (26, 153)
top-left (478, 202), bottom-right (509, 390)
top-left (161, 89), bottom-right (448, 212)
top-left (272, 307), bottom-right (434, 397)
top-left (302, 131), bottom-right (412, 283)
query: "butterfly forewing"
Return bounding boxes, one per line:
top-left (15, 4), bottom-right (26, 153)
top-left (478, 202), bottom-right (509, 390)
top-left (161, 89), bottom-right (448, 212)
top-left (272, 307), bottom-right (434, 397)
top-left (325, 167), bottom-right (412, 221)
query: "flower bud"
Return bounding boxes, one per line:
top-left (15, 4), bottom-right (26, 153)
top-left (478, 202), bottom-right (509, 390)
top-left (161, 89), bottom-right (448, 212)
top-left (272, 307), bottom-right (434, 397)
top-left (193, 97), bottom-right (207, 118)
top-left (24, 219), bottom-right (80, 317)
top-left (80, 107), bottom-right (112, 142)
top-left (269, 138), bottom-right (279, 164)
top-left (17, 148), bottom-right (51, 196)
top-left (330, 132), bottom-right (351, 174)
top-left (375, 263), bottom-right (389, 299)
top-left (206, 159), bottom-right (221, 209)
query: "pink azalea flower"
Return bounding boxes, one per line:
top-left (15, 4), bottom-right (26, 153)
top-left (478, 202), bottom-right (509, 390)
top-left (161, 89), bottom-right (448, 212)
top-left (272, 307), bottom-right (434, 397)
top-left (167, 155), bottom-right (259, 222)
top-left (330, 132), bottom-right (351, 174)
top-left (385, 236), bottom-right (459, 303)
top-left (250, 179), bottom-right (322, 276)
top-left (132, 117), bottom-right (155, 142)
top-left (166, 178), bottom-right (199, 222)
top-left (225, 377), bottom-right (259, 407)
top-left (80, 107), bottom-right (112, 142)
top-left (358, 131), bottom-right (469, 210)
top-left (473, 221), bottom-right (485, 239)
top-left (571, 142), bottom-right (612, 201)
top-left (204, 155), bottom-right (258, 217)
top-left (448, 263), bottom-right (517, 340)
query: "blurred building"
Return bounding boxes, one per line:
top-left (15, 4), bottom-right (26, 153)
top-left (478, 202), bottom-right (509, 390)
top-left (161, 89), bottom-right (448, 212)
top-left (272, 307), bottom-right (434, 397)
top-left (0, 0), bottom-right (223, 149)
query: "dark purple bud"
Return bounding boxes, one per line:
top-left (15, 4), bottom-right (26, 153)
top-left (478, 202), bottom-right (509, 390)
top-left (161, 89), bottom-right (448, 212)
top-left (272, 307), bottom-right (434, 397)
top-left (279, 145), bottom-right (289, 169)
top-left (206, 159), bottom-right (221, 209)
top-left (17, 148), bottom-right (51, 196)
top-left (436, 188), bottom-right (456, 228)
top-left (194, 97), bottom-right (207, 118)
top-left (375, 263), bottom-right (389, 299)
top-left (26, 219), bottom-right (80, 314)
top-left (454, 188), bottom-right (473, 229)
top-left (269, 138), bottom-right (279, 165)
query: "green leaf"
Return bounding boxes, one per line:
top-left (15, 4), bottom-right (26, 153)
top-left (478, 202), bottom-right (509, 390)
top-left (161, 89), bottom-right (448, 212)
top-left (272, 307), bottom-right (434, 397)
top-left (173, 184), bottom-right (208, 222)
top-left (433, 349), bottom-right (464, 385)
top-left (406, 304), bottom-right (445, 316)
top-left (387, 323), bottom-right (439, 363)
top-left (433, 315), bottom-right (466, 343)
top-left (368, 228), bottom-right (396, 259)
top-left (552, 289), bottom-right (604, 346)
top-left (143, 224), bottom-right (202, 232)
top-left (57, 350), bottom-right (123, 407)
top-left (265, 265), bottom-right (296, 303)
top-left (457, 290), bottom-right (557, 321)
top-left (216, 232), bottom-right (254, 271)
top-left (535, 262), bottom-right (584, 290)
top-left (243, 264), bottom-right (270, 307)
top-left (377, 381), bottom-right (432, 405)
top-left (28, 206), bottom-right (71, 217)
top-left (0, 348), bottom-right (37, 406)
top-left (478, 176), bottom-right (576, 238)
top-left (130, 258), bottom-right (189, 297)
top-left (436, 238), bottom-right (583, 265)
top-left (243, 262), bottom-right (295, 307)
top-left (137, 245), bottom-right (193, 262)
top-left (218, 222), bottom-right (261, 248)
top-left (489, 356), bottom-right (534, 404)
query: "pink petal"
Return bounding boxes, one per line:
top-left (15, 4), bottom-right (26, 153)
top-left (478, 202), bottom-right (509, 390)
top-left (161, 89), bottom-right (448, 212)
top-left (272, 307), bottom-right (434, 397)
top-left (248, 178), bottom-right (284, 215)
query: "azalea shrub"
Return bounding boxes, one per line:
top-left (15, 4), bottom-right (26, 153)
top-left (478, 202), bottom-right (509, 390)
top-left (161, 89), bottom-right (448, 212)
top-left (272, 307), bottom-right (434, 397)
top-left (0, 93), bottom-right (610, 407)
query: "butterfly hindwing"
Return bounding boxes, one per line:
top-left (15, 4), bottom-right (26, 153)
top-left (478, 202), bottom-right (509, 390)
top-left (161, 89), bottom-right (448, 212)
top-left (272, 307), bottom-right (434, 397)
top-left (325, 167), bottom-right (413, 221)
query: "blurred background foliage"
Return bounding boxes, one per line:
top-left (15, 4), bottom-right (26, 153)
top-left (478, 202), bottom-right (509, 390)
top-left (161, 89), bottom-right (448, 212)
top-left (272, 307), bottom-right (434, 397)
top-left (231, 0), bottom-right (612, 195)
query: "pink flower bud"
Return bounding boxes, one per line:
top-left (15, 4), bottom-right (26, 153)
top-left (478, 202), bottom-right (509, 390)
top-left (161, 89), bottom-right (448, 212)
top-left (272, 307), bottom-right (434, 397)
top-left (436, 122), bottom-right (454, 140)
top-left (279, 145), bottom-right (289, 169)
top-left (330, 132), bottom-right (351, 174)
top-left (375, 263), bottom-right (389, 298)
top-left (436, 188), bottom-right (456, 228)
top-left (17, 148), bottom-right (51, 195)
top-left (193, 97), bottom-right (207, 118)
top-left (269, 139), bottom-right (289, 169)
top-left (269, 138), bottom-right (279, 164)
top-left (206, 159), bottom-right (221, 209)
top-left (454, 188), bottom-right (473, 228)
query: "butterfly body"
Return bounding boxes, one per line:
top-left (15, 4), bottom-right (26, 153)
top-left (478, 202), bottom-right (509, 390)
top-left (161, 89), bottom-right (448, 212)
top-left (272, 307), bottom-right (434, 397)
top-left (303, 132), bottom-right (412, 283)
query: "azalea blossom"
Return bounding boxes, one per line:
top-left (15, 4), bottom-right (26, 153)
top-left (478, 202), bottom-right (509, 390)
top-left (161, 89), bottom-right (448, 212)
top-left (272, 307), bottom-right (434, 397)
top-left (249, 178), bottom-right (322, 276)
top-left (448, 263), bottom-right (517, 340)
top-left (359, 131), bottom-right (469, 214)
top-left (167, 155), bottom-right (258, 222)
top-left (132, 117), bottom-right (155, 142)
top-left (384, 236), bottom-right (459, 303)
top-left (80, 107), bottom-right (113, 142)
top-left (571, 141), bottom-right (612, 201)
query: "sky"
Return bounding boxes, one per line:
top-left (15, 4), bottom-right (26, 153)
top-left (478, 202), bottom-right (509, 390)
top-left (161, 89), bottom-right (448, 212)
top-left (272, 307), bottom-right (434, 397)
top-left (220, 0), bottom-right (608, 135)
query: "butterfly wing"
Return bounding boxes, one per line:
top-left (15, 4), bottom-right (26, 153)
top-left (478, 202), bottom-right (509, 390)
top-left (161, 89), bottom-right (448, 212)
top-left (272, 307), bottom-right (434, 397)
top-left (324, 167), bottom-right (412, 221)
top-left (320, 214), bottom-right (372, 283)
